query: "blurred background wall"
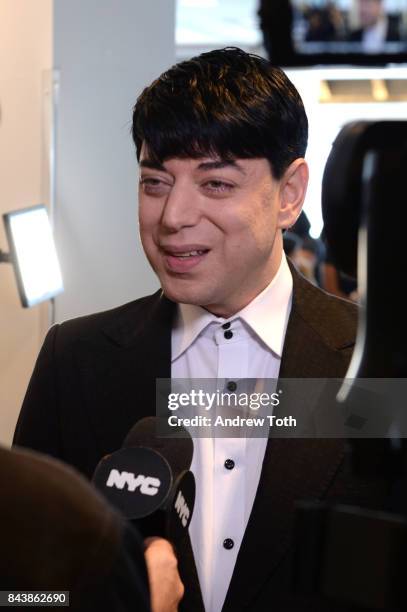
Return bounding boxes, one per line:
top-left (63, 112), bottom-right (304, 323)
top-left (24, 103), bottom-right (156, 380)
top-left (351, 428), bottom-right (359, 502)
top-left (0, 0), bottom-right (175, 445)
top-left (0, 0), bottom-right (52, 447)
top-left (53, 0), bottom-right (174, 322)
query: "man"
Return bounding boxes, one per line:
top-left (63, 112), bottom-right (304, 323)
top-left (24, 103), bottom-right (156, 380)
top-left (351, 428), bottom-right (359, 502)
top-left (349, 0), bottom-right (401, 52)
top-left (1, 445), bottom-right (183, 612)
top-left (14, 48), bottom-right (387, 610)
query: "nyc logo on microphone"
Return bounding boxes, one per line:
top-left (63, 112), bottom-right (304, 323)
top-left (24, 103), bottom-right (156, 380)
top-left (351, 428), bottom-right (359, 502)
top-left (174, 489), bottom-right (190, 526)
top-left (106, 469), bottom-right (161, 496)
top-left (93, 446), bottom-right (173, 519)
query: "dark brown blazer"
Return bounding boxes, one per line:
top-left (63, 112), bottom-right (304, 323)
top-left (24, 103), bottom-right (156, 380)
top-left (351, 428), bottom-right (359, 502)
top-left (13, 264), bottom-right (388, 611)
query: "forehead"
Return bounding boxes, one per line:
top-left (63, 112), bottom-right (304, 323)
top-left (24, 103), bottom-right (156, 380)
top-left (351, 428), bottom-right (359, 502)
top-left (139, 143), bottom-right (273, 178)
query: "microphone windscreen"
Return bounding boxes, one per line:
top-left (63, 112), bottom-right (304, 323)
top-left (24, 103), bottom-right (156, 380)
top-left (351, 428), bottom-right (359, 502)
top-left (122, 417), bottom-right (193, 474)
top-left (92, 447), bottom-right (172, 520)
top-left (166, 470), bottom-right (195, 542)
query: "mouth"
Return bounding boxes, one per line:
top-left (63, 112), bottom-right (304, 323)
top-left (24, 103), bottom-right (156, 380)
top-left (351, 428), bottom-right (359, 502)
top-left (160, 245), bottom-right (210, 273)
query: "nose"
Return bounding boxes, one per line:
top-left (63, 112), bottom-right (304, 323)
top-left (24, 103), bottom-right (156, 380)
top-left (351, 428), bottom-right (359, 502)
top-left (160, 183), bottom-right (200, 232)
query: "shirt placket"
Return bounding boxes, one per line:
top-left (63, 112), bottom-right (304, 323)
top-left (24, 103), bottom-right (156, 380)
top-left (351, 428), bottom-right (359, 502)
top-left (210, 321), bottom-right (249, 612)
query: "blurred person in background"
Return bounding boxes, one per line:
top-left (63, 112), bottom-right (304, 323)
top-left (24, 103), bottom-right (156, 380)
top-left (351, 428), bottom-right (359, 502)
top-left (284, 211), bottom-right (323, 285)
top-left (258, 0), bottom-right (296, 63)
top-left (282, 230), bottom-right (302, 258)
top-left (290, 235), bottom-right (320, 284)
top-left (349, 0), bottom-right (402, 51)
top-left (320, 245), bottom-right (358, 301)
top-left (1, 445), bottom-right (184, 612)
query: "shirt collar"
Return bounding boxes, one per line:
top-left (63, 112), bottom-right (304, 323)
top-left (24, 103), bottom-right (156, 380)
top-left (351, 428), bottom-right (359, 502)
top-left (171, 253), bottom-right (293, 361)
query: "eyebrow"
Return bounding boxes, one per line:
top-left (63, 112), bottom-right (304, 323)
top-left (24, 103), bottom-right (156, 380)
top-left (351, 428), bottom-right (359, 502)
top-left (196, 160), bottom-right (246, 174)
top-left (139, 158), bottom-right (246, 175)
top-left (139, 159), bottom-right (166, 171)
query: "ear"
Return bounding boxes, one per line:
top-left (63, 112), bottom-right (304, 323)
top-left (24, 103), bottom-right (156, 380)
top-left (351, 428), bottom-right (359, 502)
top-left (277, 159), bottom-right (309, 230)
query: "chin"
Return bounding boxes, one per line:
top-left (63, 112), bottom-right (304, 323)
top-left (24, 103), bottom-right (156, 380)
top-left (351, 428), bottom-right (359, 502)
top-left (163, 289), bottom-right (205, 306)
top-left (160, 280), bottom-right (211, 307)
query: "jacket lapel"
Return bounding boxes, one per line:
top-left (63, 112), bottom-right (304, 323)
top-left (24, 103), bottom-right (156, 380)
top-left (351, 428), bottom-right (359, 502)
top-left (79, 291), bottom-right (175, 457)
top-left (222, 266), bottom-right (357, 611)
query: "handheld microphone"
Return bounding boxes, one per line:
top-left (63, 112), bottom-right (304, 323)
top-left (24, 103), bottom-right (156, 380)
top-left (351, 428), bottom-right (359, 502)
top-left (92, 417), bottom-right (195, 543)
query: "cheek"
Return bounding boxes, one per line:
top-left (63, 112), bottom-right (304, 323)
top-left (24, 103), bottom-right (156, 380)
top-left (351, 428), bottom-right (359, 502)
top-left (242, 207), bottom-right (277, 249)
top-left (215, 214), bottom-right (248, 253)
top-left (138, 218), bottom-right (158, 261)
top-left (138, 201), bottom-right (160, 236)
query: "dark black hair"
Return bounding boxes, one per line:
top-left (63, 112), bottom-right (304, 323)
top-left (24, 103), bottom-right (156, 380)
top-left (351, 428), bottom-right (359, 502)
top-left (132, 47), bottom-right (308, 179)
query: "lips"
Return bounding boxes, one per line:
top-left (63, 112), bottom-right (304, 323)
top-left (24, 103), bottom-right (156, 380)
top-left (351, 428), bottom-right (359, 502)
top-left (160, 244), bottom-right (210, 273)
top-left (168, 249), bottom-right (207, 259)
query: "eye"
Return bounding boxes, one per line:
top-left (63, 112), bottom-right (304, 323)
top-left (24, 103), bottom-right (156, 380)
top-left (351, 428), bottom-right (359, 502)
top-left (139, 176), bottom-right (171, 196)
top-left (202, 180), bottom-right (234, 193)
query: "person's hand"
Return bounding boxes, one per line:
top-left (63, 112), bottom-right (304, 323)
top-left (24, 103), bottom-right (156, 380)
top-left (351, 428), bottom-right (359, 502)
top-left (144, 537), bottom-right (184, 612)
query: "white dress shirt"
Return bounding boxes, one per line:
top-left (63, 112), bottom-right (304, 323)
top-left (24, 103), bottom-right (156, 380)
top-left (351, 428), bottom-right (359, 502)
top-left (171, 254), bottom-right (293, 612)
top-left (362, 16), bottom-right (388, 53)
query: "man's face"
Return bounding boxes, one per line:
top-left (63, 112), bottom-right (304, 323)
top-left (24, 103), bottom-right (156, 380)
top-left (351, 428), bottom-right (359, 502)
top-left (138, 146), bottom-right (306, 317)
top-left (359, 0), bottom-right (383, 28)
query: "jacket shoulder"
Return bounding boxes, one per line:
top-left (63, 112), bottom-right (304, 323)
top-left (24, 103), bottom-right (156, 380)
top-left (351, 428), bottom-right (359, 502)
top-left (291, 264), bottom-right (358, 351)
top-left (58, 290), bottom-right (162, 333)
top-left (47, 289), bottom-right (171, 353)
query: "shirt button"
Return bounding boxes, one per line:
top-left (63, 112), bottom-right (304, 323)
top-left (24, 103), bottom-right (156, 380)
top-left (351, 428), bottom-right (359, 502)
top-left (223, 538), bottom-right (234, 550)
top-left (222, 322), bottom-right (231, 329)
top-left (224, 330), bottom-right (233, 340)
top-left (226, 380), bottom-right (237, 392)
top-left (224, 459), bottom-right (235, 470)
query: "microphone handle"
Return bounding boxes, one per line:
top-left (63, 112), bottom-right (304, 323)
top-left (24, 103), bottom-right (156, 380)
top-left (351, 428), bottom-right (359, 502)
top-left (131, 509), bottom-right (167, 539)
top-left (132, 470), bottom-right (195, 542)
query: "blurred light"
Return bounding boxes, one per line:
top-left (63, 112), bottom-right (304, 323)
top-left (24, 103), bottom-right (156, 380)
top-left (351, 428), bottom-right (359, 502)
top-left (3, 205), bottom-right (63, 308)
